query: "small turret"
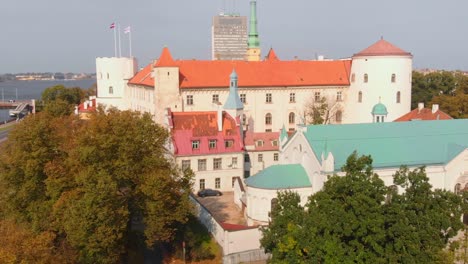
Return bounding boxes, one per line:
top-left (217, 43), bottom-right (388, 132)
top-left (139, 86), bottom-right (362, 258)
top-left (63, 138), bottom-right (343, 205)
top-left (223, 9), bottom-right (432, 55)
top-left (223, 69), bottom-right (244, 121)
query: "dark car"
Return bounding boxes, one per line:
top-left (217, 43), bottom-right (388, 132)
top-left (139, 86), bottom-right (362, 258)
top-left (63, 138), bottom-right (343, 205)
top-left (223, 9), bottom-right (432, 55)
top-left (197, 189), bottom-right (222, 197)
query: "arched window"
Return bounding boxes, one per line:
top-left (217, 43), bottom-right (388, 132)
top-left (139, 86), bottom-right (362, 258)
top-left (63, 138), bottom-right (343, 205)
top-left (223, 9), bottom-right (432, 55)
top-left (364, 73), bottom-right (368, 83)
top-left (358, 91), bottom-right (363, 103)
top-left (336, 110), bottom-right (342, 123)
top-left (288, 112), bottom-right (295, 124)
top-left (396, 91), bottom-right (401, 103)
top-left (391, 73), bottom-right (396, 83)
top-left (265, 113), bottom-right (272, 125)
top-left (351, 73), bottom-right (355, 82)
top-left (455, 183), bottom-right (462, 194)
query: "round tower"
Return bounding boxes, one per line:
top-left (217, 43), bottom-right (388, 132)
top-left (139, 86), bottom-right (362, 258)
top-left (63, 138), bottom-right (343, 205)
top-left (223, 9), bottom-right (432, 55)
top-left (343, 39), bottom-right (412, 123)
top-left (96, 57), bottom-right (138, 110)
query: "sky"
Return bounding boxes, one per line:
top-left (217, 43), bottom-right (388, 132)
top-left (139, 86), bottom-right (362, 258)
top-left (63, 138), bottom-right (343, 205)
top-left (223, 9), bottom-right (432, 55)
top-left (1, 0), bottom-right (467, 74)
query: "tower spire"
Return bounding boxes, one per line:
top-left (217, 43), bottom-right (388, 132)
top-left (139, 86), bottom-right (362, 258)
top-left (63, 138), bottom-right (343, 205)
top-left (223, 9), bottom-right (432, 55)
top-left (246, 0), bottom-right (261, 61)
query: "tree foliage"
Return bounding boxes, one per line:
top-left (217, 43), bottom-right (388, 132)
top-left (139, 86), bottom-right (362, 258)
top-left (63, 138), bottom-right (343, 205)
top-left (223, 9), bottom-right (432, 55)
top-left (412, 71), bottom-right (468, 118)
top-left (0, 108), bottom-right (193, 263)
top-left (39, 85), bottom-right (85, 116)
top-left (304, 96), bottom-right (341, 125)
top-left (261, 152), bottom-right (465, 263)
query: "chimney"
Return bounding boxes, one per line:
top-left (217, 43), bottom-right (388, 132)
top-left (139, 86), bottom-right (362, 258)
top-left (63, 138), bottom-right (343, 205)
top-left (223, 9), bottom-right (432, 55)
top-left (432, 104), bottom-right (439, 114)
top-left (217, 105), bottom-right (223, 132)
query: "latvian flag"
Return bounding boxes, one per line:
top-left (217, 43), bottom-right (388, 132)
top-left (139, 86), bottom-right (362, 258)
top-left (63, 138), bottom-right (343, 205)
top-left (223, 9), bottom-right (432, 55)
top-left (110, 22), bottom-right (116, 29)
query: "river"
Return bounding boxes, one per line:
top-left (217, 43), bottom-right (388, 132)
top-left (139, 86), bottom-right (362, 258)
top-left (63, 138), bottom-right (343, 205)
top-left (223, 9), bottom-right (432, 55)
top-left (0, 79), bottom-right (96, 122)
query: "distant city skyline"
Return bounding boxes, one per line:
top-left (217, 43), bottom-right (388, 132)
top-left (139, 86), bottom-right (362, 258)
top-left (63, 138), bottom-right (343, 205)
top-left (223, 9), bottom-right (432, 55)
top-left (2, 0), bottom-right (468, 73)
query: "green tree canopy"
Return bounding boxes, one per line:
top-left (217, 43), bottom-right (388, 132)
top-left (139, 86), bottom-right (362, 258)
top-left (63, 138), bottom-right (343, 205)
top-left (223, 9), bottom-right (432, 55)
top-left (0, 108), bottom-right (193, 263)
top-left (39, 85), bottom-right (85, 116)
top-left (261, 152), bottom-right (465, 263)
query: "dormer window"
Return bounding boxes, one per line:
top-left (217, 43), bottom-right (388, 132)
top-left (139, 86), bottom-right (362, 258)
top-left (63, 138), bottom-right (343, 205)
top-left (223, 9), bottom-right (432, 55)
top-left (271, 140), bottom-right (278, 147)
top-left (192, 140), bottom-right (200, 150)
top-left (225, 140), bottom-right (234, 148)
top-left (256, 140), bottom-right (264, 147)
top-left (209, 139), bottom-right (217, 149)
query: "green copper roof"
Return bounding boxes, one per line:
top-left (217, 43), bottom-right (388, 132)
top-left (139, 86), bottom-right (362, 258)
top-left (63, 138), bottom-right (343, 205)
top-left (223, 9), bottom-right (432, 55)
top-left (372, 102), bottom-right (388, 115)
top-left (280, 125), bottom-right (288, 143)
top-left (224, 69), bottom-right (244, 110)
top-left (247, 0), bottom-right (260, 48)
top-left (245, 164), bottom-right (311, 189)
top-left (302, 119), bottom-right (468, 171)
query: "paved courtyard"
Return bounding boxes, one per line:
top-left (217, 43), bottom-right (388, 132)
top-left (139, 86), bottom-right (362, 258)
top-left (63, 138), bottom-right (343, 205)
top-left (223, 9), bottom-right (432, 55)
top-left (195, 192), bottom-right (247, 226)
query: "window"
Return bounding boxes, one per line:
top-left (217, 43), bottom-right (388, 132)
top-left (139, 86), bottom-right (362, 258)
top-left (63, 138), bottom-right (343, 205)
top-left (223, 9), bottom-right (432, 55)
top-left (364, 73), bottom-right (368, 83)
top-left (213, 158), bottom-right (222, 170)
top-left (256, 140), bottom-right (264, 147)
top-left (215, 178), bottom-right (221, 189)
top-left (289, 112), bottom-right (295, 124)
top-left (232, 177), bottom-right (236, 187)
top-left (265, 129), bottom-right (272, 132)
top-left (396, 91), bottom-right (401, 103)
top-left (209, 139), bottom-right (217, 149)
top-left (199, 179), bottom-right (205, 190)
top-left (258, 154), bottom-right (263, 162)
top-left (240, 94), bottom-right (246, 103)
top-left (391, 73), bottom-right (396, 83)
top-left (212, 94), bottom-right (219, 103)
top-left (336, 110), bottom-right (342, 123)
top-left (225, 140), bottom-right (234, 148)
top-left (274, 153), bottom-right (279, 161)
top-left (244, 154), bottom-right (250, 162)
top-left (181, 160), bottom-right (191, 170)
top-left (232, 157), bottom-right (238, 168)
top-left (109, 86), bottom-right (114, 94)
top-left (242, 114), bottom-right (247, 125)
top-left (192, 140), bottom-right (200, 150)
top-left (314, 92), bottom-right (321, 102)
top-left (266, 93), bottom-right (272, 103)
top-left (289, 93), bottom-right (296, 103)
top-left (186, 95), bottom-right (193, 105)
top-left (271, 140), bottom-right (278, 147)
top-left (358, 91), bottom-right (363, 103)
top-left (107, 73), bottom-right (110, 79)
top-left (265, 113), bottom-right (272, 125)
top-left (455, 183), bottom-right (462, 195)
top-left (351, 73), bottom-right (355, 82)
top-left (198, 159), bottom-right (206, 171)
top-left (336, 91), bottom-right (342, 101)
top-left (376, 116), bottom-right (380, 123)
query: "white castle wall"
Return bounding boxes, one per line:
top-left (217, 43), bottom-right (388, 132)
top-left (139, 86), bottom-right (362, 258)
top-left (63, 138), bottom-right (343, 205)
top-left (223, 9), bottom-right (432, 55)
top-left (96, 57), bottom-right (138, 110)
top-left (344, 55), bottom-right (412, 123)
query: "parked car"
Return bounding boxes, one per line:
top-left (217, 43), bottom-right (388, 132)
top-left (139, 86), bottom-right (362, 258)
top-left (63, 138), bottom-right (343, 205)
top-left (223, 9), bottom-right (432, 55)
top-left (197, 189), bottom-right (222, 197)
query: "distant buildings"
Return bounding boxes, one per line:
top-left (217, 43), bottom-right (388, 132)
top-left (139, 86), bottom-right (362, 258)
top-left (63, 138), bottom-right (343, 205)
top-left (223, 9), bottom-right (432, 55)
top-left (212, 14), bottom-right (248, 61)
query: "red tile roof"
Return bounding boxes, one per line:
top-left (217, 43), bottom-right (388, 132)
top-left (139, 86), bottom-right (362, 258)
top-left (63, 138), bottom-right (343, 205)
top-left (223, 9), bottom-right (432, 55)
top-left (265, 48), bottom-right (279, 61)
top-left (394, 107), bottom-right (453, 122)
top-left (77, 99), bottom-right (96, 112)
top-left (170, 111), bottom-right (244, 156)
top-left (354, 39), bottom-right (412, 57)
top-left (128, 47), bottom-right (352, 88)
top-left (244, 131), bottom-right (280, 151)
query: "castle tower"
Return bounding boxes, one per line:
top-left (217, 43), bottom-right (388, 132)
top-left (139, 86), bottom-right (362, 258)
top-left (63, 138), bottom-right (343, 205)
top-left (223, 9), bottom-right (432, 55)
top-left (247, 0), bottom-right (261, 62)
top-left (95, 57), bottom-right (138, 110)
top-left (153, 47), bottom-right (181, 125)
top-left (344, 38), bottom-right (413, 123)
top-left (223, 69), bottom-right (244, 120)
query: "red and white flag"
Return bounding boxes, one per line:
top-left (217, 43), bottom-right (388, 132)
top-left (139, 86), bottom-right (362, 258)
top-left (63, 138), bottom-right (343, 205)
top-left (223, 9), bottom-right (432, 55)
top-left (124, 26), bottom-right (131, 34)
top-left (110, 22), bottom-right (115, 29)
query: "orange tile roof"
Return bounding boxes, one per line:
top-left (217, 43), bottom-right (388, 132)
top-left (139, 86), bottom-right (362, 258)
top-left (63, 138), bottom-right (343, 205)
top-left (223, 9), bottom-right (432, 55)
top-left (128, 47), bottom-right (352, 88)
top-left (394, 107), bottom-right (453, 122)
top-left (155, 47), bottom-right (175, 67)
top-left (265, 48), bottom-right (279, 61)
top-left (354, 39), bottom-right (412, 57)
top-left (244, 131), bottom-right (280, 151)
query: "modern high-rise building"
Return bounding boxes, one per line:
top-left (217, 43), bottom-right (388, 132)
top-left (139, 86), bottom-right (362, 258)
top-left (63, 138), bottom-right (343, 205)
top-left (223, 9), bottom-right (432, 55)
top-left (211, 14), bottom-right (247, 61)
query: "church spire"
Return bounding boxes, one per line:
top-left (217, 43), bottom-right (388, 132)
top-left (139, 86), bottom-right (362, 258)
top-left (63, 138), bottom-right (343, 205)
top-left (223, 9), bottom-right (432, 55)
top-left (247, 0), bottom-right (261, 61)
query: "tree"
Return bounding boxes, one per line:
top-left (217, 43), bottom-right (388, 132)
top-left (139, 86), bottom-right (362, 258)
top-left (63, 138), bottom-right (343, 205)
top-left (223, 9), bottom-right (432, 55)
top-left (0, 108), bottom-right (193, 263)
top-left (39, 85), bottom-right (85, 116)
top-left (261, 152), bottom-right (465, 263)
top-left (304, 96), bottom-right (342, 125)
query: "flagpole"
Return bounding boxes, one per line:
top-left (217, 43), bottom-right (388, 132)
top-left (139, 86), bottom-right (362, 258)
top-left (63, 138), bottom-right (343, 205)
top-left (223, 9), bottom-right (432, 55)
top-left (129, 30), bottom-right (133, 57)
top-left (118, 24), bottom-right (122, 57)
top-left (113, 25), bottom-right (117, 57)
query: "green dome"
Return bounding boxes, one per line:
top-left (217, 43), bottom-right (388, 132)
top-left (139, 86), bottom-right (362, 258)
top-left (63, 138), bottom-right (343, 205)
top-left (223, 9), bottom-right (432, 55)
top-left (372, 103), bottom-right (388, 115)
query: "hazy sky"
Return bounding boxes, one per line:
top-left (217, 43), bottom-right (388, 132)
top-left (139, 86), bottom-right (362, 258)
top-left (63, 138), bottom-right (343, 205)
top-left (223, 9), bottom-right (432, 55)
top-left (2, 0), bottom-right (467, 73)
